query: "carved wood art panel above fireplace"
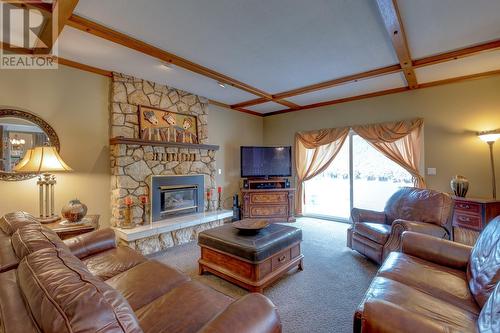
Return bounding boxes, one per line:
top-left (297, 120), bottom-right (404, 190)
top-left (151, 175), bottom-right (204, 222)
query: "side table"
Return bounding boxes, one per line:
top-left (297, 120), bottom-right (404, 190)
top-left (452, 196), bottom-right (500, 246)
top-left (45, 215), bottom-right (100, 240)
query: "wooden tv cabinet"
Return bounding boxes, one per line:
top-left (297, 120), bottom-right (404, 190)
top-left (241, 188), bottom-right (295, 222)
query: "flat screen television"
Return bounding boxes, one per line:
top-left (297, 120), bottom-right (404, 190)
top-left (241, 146), bottom-right (292, 178)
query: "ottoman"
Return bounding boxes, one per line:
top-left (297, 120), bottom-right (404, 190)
top-left (198, 223), bottom-right (303, 292)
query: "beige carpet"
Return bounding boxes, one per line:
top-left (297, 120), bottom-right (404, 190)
top-left (152, 217), bottom-right (378, 333)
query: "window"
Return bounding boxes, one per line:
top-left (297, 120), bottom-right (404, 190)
top-left (304, 131), bottom-right (413, 221)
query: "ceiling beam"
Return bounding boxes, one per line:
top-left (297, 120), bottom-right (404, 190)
top-left (413, 39), bottom-right (500, 68)
top-left (65, 14), bottom-right (298, 109)
top-left (66, 15), bottom-right (272, 99)
top-left (264, 69), bottom-right (500, 117)
top-left (3, 2), bottom-right (294, 108)
top-left (374, 0), bottom-right (417, 89)
top-left (34, 0), bottom-right (79, 53)
top-left (265, 87), bottom-right (409, 116)
top-left (233, 38), bottom-right (500, 108)
top-left (274, 64), bottom-right (402, 100)
top-left (56, 57), bottom-right (112, 77)
top-left (1, 0), bottom-right (53, 13)
top-left (230, 64), bottom-right (402, 108)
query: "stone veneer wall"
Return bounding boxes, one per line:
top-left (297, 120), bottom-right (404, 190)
top-left (110, 72), bottom-right (217, 227)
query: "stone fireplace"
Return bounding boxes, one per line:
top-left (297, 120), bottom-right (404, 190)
top-left (109, 73), bottom-right (232, 255)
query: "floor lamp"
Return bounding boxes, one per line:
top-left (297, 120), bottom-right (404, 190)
top-left (478, 130), bottom-right (500, 199)
top-left (14, 146), bottom-right (73, 223)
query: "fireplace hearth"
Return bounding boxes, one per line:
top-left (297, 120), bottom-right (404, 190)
top-left (151, 175), bottom-right (204, 222)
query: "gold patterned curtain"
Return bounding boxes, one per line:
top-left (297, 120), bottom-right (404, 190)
top-left (294, 127), bottom-right (349, 215)
top-left (352, 118), bottom-right (425, 188)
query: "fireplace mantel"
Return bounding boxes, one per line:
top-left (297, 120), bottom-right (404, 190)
top-left (110, 137), bottom-right (219, 151)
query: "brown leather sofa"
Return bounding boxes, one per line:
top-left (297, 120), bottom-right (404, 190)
top-left (347, 187), bottom-right (453, 264)
top-left (0, 212), bottom-right (282, 333)
top-left (354, 215), bottom-right (500, 333)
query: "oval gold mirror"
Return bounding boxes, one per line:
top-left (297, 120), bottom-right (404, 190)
top-left (0, 109), bottom-right (60, 181)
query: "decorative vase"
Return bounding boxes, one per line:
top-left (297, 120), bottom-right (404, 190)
top-left (61, 199), bottom-right (88, 222)
top-left (451, 175), bottom-right (469, 197)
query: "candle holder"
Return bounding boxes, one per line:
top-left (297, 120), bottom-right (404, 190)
top-left (139, 195), bottom-right (149, 225)
top-left (120, 197), bottom-right (135, 229)
top-left (217, 187), bottom-right (223, 210)
top-left (206, 188), bottom-right (215, 211)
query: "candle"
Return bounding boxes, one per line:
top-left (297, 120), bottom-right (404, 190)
top-left (139, 195), bottom-right (148, 204)
top-left (124, 197), bottom-right (133, 206)
top-left (218, 186), bottom-right (222, 193)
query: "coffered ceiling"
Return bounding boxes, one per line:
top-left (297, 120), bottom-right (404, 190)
top-left (1, 0), bottom-right (500, 116)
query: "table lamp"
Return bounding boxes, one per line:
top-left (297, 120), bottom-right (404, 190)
top-left (14, 146), bottom-right (73, 223)
top-left (477, 129), bottom-right (500, 199)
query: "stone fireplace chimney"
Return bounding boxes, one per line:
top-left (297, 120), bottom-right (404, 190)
top-left (109, 73), bottom-right (217, 227)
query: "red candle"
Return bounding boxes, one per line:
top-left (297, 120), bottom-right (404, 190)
top-left (217, 186), bottom-right (222, 193)
top-left (124, 197), bottom-right (133, 206)
top-left (139, 195), bottom-right (148, 204)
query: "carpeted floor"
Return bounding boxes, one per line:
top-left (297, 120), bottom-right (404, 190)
top-left (152, 217), bottom-right (378, 333)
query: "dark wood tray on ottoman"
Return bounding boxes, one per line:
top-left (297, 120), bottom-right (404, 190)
top-left (198, 222), bottom-right (303, 292)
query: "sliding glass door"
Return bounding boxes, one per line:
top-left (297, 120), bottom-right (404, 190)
top-left (304, 132), bottom-right (413, 221)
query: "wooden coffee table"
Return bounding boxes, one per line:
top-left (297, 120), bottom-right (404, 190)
top-left (198, 223), bottom-right (303, 292)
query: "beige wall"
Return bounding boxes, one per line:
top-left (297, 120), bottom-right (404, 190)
top-left (208, 105), bottom-right (263, 206)
top-left (0, 66), bottom-right (111, 226)
top-left (264, 76), bottom-right (500, 199)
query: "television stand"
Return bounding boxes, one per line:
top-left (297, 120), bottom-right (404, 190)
top-left (241, 180), bottom-right (295, 222)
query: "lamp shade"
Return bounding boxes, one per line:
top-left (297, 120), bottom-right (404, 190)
top-left (14, 146), bottom-right (73, 173)
top-left (478, 130), bottom-right (500, 143)
top-left (14, 148), bottom-right (34, 171)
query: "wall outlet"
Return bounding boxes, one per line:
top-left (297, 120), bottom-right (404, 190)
top-left (218, 168), bottom-right (222, 175)
top-left (427, 167), bottom-right (437, 176)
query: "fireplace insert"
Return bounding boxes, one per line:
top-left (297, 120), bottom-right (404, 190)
top-left (160, 185), bottom-right (198, 216)
top-left (151, 175), bottom-right (205, 222)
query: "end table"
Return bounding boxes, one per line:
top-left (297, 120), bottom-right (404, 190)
top-left (45, 215), bottom-right (100, 240)
top-left (452, 196), bottom-right (500, 245)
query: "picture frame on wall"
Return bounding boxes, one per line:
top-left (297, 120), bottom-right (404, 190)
top-left (138, 105), bottom-right (198, 144)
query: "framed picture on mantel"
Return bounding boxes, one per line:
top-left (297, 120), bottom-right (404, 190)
top-left (138, 105), bottom-right (198, 144)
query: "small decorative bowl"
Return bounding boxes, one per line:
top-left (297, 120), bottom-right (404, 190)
top-left (233, 219), bottom-right (269, 233)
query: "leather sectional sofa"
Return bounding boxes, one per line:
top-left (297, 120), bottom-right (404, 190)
top-left (0, 211), bottom-right (282, 333)
top-left (354, 215), bottom-right (500, 333)
top-left (348, 187), bottom-right (453, 264)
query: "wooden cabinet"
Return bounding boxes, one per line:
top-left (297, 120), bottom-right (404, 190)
top-left (452, 197), bottom-right (500, 245)
top-left (242, 189), bottom-right (295, 222)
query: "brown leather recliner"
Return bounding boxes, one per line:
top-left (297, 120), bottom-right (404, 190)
top-left (0, 212), bottom-right (282, 333)
top-left (347, 187), bottom-right (453, 264)
top-left (354, 215), bottom-right (500, 333)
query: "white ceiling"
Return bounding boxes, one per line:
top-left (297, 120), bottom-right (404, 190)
top-left (245, 102), bottom-right (287, 113)
top-left (398, 0), bottom-right (500, 59)
top-left (1, 0), bottom-right (500, 114)
top-left (73, 0), bottom-right (398, 93)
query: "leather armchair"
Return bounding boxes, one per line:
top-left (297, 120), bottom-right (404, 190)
top-left (347, 187), bottom-right (453, 264)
